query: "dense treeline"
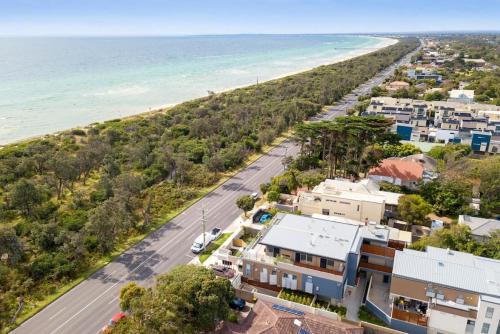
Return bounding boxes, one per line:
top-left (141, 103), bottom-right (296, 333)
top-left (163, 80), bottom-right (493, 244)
top-left (292, 116), bottom-right (399, 177)
top-left (0, 37), bottom-right (418, 330)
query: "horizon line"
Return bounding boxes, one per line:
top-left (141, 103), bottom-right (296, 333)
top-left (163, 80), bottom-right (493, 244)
top-left (0, 29), bottom-right (499, 38)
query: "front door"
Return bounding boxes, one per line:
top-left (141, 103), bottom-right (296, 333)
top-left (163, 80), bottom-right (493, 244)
top-left (320, 258), bottom-right (327, 269)
top-left (295, 252), bottom-right (301, 262)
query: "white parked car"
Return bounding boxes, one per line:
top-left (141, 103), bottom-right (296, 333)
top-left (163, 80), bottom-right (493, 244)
top-left (210, 227), bottom-right (222, 241)
top-left (191, 232), bottom-right (212, 254)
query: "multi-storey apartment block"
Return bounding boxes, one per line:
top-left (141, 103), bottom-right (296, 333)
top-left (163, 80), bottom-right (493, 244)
top-left (365, 247), bottom-right (500, 334)
top-left (241, 213), bottom-right (409, 304)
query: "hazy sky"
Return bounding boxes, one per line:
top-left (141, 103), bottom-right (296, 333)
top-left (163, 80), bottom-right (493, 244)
top-left (1, 0), bottom-right (499, 36)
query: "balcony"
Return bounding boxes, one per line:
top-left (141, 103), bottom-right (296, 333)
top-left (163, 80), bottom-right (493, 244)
top-left (358, 260), bottom-right (392, 273)
top-left (361, 244), bottom-right (396, 258)
top-left (293, 261), bottom-right (344, 276)
top-left (392, 308), bottom-right (428, 327)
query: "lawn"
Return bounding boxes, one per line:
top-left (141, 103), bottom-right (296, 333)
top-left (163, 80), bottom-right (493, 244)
top-left (358, 305), bottom-right (388, 327)
top-left (199, 233), bottom-right (232, 263)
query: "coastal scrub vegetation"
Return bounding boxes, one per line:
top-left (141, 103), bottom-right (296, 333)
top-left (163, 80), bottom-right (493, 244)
top-left (0, 37), bottom-right (418, 330)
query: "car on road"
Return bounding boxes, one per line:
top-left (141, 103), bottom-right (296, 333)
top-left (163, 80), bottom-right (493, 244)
top-left (250, 192), bottom-right (259, 201)
top-left (230, 297), bottom-right (246, 311)
top-left (210, 227), bottom-right (222, 241)
top-left (211, 265), bottom-right (235, 278)
top-left (191, 232), bottom-right (212, 253)
top-left (101, 312), bottom-right (126, 333)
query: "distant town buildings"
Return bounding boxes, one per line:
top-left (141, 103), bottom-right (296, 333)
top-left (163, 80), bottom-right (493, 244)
top-left (363, 96), bottom-right (500, 154)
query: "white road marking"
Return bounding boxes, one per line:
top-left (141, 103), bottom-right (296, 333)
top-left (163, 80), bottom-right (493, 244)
top-left (108, 296), bottom-right (119, 305)
top-left (48, 308), bottom-right (66, 321)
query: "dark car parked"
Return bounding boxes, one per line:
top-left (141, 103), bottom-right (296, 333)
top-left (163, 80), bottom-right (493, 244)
top-left (229, 298), bottom-right (246, 311)
top-left (211, 265), bottom-right (235, 278)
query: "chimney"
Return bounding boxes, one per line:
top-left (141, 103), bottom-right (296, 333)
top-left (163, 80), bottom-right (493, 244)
top-left (364, 218), bottom-right (369, 226)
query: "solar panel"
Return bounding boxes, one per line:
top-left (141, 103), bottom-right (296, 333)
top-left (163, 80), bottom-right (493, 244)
top-left (298, 329), bottom-right (311, 334)
top-left (272, 304), bottom-right (305, 316)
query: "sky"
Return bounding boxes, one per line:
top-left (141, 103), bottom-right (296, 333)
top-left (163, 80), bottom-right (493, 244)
top-left (1, 0), bottom-right (499, 36)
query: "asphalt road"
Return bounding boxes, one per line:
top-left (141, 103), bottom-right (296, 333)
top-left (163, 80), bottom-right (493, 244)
top-left (12, 44), bottom-right (419, 334)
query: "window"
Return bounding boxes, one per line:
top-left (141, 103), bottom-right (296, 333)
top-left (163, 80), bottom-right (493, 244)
top-left (481, 323), bottom-right (490, 334)
top-left (436, 291), bottom-right (444, 300)
top-left (426, 288), bottom-right (435, 298)
top-left (322, 209), bottom-right (330, 215)
top-left (327, 259), bottom-right (335, 269)
top-left (245, 264), bottom-right (251, 276)
top-left (456, 295), bottom-right (464, 305)
top-left (357, 205), bottom-right (360, 212)
top-left (485, 307), bottom-right (494, 319)
top-left (300, 253), bottom-right (312, 263)
top-left (339, 201), bottom-right (350, 205)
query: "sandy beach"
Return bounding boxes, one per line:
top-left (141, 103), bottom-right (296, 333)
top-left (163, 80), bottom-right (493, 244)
top-left (0, 36), bottom-right (396, 147)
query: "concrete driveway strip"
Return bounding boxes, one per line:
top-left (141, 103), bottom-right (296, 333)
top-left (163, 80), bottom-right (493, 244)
top-left (11, 45), bottom-right (419, 334)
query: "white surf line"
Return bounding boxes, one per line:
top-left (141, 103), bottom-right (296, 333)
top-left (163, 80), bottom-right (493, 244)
top-left (48, 308), bottom-right (66, 321)
top-left (48, 144), bottom-right (288, 334)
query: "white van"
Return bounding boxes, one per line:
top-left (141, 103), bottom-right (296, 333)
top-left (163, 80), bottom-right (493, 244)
top-left (191, 232), bottom-right (211, 254)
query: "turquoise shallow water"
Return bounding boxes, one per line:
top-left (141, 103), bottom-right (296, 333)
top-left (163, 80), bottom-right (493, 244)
top-left (0, 35), bottom-right (390, 144)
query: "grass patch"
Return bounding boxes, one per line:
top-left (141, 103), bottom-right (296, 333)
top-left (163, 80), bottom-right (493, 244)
top-left (199, 233), bottom-right (232, 263)
top-left (358, 305), bottom-right (388, 327)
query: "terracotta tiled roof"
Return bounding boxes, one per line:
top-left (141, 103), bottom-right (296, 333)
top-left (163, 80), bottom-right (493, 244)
top-left (369, 159), bottom-right (424, 181)
top-left (223, 300), bottom-right (363, 334)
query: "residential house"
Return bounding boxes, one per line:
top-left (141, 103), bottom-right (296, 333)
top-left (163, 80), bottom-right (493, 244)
top-left (222, 299), bottom-right (364, 334)
top-left (449, 90), bottom-right (475, 104)
top-left (386, 81), bottom-right (410, 93)
top-left (295, 179), bottom-right (402, 223)
top-left (459, 215), bottom-right (500, 242)
top-left (368, 159), bottom-right (424, 189)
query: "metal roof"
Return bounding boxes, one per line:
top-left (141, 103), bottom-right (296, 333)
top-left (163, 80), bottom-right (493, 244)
top-left (459, 215), bottom-right (500, 237)
top-left (260, 213), bottom-right (361, 262)
top-left (393, 247), bottom-right (500, 297)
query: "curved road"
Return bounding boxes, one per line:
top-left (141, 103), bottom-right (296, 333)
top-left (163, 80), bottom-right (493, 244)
top-left (12, 44), bottom-right (419, 334)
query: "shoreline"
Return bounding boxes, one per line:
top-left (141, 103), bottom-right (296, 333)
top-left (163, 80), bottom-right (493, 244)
top-left (0, 36), bottom-right (396, 148)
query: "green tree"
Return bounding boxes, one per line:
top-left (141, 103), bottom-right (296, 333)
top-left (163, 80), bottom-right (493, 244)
top-left (298, 170), bottom-right (325, 190)
top-left (119, 282), bottom-right (146, 311)
top-left (0, 227), bottom-right (24, 265)
top-left (398, 194), bottom-right (432, 226)
top-left (114, 265), bottom-right (234, 334)
top-left (236, 195), bottom-right (255, 217)
top-left (9, 179), bottom-right (45, 217)
top-left (267, 190), bottom-right (280, 202)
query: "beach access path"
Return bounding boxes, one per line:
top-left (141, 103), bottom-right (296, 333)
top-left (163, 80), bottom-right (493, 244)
top-left (11, 43), bottom-right (419, 334)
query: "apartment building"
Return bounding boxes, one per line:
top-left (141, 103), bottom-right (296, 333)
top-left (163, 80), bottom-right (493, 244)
top-left (366, 247), bottom-right (500, 334)
top-left (295, 178), bottom-right (402, 223)
top-left (241, 213), bottom-right (409, 304)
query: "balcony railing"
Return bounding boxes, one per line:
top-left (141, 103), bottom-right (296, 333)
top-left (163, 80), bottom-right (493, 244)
top-left (358, 261), bottom-right (392, 273)
top-left (392, 308), bottom-right (428, 327)
top-left (293, 261), bottom-right (344, 276)
top-left (361, 244), bottom-right (396, 258)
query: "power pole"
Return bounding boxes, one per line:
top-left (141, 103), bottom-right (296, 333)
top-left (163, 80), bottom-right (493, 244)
top-left (202, 206), bottom-right (206, 249)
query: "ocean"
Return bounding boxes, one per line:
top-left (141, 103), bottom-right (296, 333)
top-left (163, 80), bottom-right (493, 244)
top-left (0, 35), bottom-right (393, 145)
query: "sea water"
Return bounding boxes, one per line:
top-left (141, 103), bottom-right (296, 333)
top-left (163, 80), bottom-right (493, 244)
top-left (0, 35), bottom-right (392, 144)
